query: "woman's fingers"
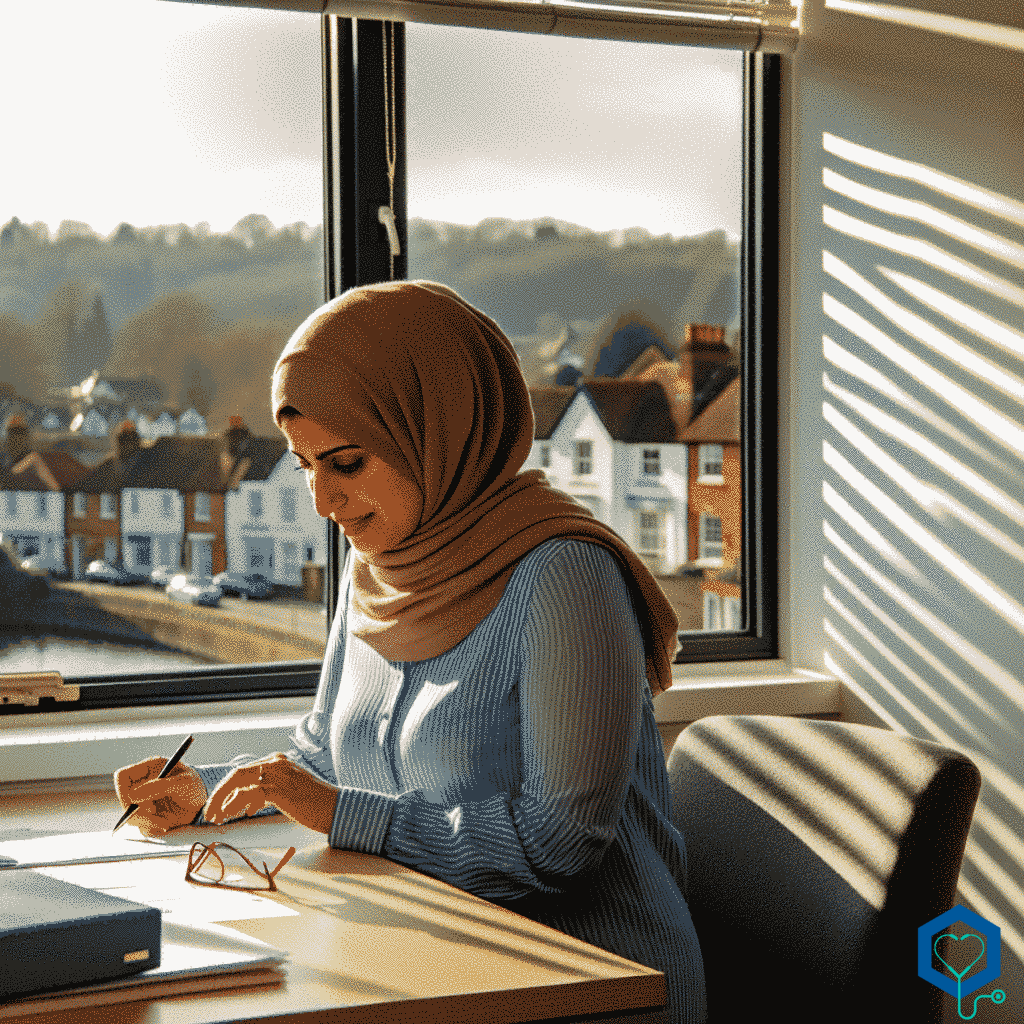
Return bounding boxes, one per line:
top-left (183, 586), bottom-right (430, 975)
top-left (204, 765), bottom-right (266, 824)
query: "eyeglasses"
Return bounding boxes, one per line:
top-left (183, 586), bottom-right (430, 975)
top-left (185, 842), bottom-right (297, 892)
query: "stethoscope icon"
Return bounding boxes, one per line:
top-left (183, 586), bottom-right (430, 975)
top-left (933, 932), bottom-right (1007, 1020)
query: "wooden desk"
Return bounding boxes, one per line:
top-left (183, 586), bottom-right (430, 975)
top-left (0, 789), bottom-right (666, 1023)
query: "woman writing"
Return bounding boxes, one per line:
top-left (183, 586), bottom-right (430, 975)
top-left (115, 280), bottom-right (706, 1023)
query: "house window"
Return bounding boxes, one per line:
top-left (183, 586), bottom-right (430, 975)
top-left (248, 491), bottom-right (264, 520)
top-left (698, 444), bottom-right (724, 482)
top-left (194, 492), bottom-right (210, 522)
top-left (643, 448), bottom-right (661, 476)
top-left (37, 493), bottom-right (48, 517)
top-left (540, 445), bottom-right (550, 469)
top-left (130, 493), bottom-right (140, 517)
top-left (281, 487), bottom-right (297, 523)
top-left (100, 493), bottom-right (116, 519)
top-left (637, 511), bottom-right (665, 558)
top-left (700, 515), bottom-right (724, 562)
top-left (703, 591), bottom-right (723, 631)
top-left (574, 441), bottom-right (592, 476)
top-left (73, 492), bottom-right (86, 518)
top-left (306, 545), bottom-right (315, 562)
top-left (161, 492), bottom-right (173, 518)
top-left (104, 537), bottom-right (118, 564)
top-left (724, 596), bottom-right (742, 632)
top-left (4, 493), bottom-right (15, 518)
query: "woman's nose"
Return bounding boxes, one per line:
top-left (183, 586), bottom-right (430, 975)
top-left (309, 469), bottom-right (345, 519)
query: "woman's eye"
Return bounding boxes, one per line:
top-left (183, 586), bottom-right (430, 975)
top-left (331, 457), bottom-right (364, 476)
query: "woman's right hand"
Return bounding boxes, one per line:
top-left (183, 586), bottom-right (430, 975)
top-left (113, 757), bottom-right (208, 837)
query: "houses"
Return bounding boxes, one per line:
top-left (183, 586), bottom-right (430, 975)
top-left (526, 322), bottom-right (741, 631)
top-left (1, 413), bottom-right (327, 585)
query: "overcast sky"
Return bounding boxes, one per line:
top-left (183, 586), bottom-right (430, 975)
top-left (4, 0), bottom-right (742, 241)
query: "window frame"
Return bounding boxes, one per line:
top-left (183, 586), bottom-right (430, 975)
top-left (4, 11), bottom-right (777, 718)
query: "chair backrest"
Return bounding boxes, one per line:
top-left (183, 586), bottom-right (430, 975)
top-left (667, 715), bottom-right (981, 1023)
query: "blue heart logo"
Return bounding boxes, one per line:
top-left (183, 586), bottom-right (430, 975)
top-left (934, 932), bottom-right (985, 981)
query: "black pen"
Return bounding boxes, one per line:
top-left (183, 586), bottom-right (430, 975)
top-left (112, 734), bottom-right (194, 834)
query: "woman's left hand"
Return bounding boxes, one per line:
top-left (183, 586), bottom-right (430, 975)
top-left (203, 752), bottom-right (339, 834)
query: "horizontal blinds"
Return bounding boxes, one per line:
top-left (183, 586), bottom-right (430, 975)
top-left (171, 0), bottom-right (799, 52)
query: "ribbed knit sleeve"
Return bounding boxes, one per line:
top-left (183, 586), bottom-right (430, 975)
top-left (329, 540), bottom-right (646, 901)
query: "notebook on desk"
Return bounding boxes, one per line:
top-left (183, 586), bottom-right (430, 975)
top-left (0, 870), bottom-right (162, 1000)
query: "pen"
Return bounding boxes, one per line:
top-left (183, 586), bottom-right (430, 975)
top-left (112, 734), bottom-right (194, 834)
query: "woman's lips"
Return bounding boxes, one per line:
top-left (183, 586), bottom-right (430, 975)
top-left (339, 512), bottom-right (373, 535)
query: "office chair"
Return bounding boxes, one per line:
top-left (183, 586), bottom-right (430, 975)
top-left (667, 715), bottom-right (981, 1023)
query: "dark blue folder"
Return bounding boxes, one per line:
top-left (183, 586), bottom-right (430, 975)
top-left (0, 869), bottom-right (161, 1000)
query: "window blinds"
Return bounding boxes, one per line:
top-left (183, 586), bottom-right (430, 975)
top-left (169, 0), bottom-right (799, 51)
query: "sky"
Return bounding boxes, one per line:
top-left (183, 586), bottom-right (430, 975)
top-left (3, 0), bottom-right (743, 241)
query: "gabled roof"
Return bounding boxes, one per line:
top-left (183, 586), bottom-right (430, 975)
top-left (529, 387), bottom-right (576, 440)
top-left (1, 461), bottom-right (50, 492)
top-left (679, 375), bottom-right (740, 443)
top-left (129, 437), bottom-right (221, 490)
top-left (689, 364), bottom-right (739, 424)
top-left (235, 436), bottom-right (289, 483)
top-left (578, 379), bottom-right (679, 443)
top-left (12, 450), bottom-right (89, 491)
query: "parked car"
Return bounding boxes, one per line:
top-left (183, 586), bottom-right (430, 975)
top-left (213, 571), bottom-right (273, 600)
top-left (165, 573), bottom-right (223, 608)
top-left (83, 560), bottom-right (149, 585)
top-left (149, 564), bottom-right (178, 588)
top-left (20, 555), bottom-right (52, 577)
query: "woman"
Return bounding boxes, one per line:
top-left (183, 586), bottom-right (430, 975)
top-left (115, 280), bottom-right (706, 1023)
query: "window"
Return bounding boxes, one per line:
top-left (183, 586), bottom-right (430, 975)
top-left (2, 1), bottom-right (777, 715)
top-left (698, 443), bottom-right (724, 482)
top-left (637, 510), bottom-right (666, 572)
top-left (248, 491), bottom-right (264, 520)
top-left (700, 514), bottom-right (724, 563)
top-left (400, 19), bottom-right (779, 661)
top-left (540, 445), bottom-right (550, 469)
top-left (280, 487), bottom-right (297, 523)
top-left (194, 492), bottom-right (211, 523)
top-left (4, 493), bottom-right (15, 518)
top-left (703, 591), bottom-right (723, 631)
top-left (37, 493), bottom-right (48, 517)
top-left (643, 448), bottom-right (661, 476)
top-left (2, 0), bottom-right (326, 712)
top-left (574, 441), bottom-right (593, 476)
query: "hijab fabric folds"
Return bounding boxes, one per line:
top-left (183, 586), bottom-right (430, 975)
top-left (271, 280), bottom-right (679, 696)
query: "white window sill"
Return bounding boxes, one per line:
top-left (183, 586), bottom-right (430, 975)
top-left (0, 661), bottom-right (840, 788)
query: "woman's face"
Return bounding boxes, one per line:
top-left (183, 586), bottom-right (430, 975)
top-left (281, 414), bottom-right (423, 557)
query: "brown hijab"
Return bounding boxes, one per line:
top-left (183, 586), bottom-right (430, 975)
top-left (271, 280), bottom-right (678, 696)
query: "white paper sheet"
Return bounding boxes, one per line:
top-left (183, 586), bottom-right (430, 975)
top-left (0, 829), bottom-right (192, 868)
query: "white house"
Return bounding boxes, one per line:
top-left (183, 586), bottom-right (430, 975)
top-left (0, 486), bottom-right (65, 571)
top-left (119, 484), bottom-right (185, 572)
top-left (224, 442), bottom-right (328, 586)
top-left (525, 380), bottom-right (688, 575)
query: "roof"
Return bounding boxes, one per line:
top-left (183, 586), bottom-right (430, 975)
top-left (679, 375), bottom-right (740, 443)
top-left (0, 461), bottom-right (49, 492)
top-left (12, 450), bottom-right (89, 490)
top-left (579, 379), bottom-right (678, 443)
top-left (234, 436), bottom-right (289, 483)
top-left (529, 388), bottom-right (576, 440)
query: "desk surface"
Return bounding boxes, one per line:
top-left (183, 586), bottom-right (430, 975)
top-left (0, 788), bottom-right (665, 1024)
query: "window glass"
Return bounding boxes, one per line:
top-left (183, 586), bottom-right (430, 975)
top-left (0, 0), bottom-right (326, 679)
top-left (406, 25), bottom-right (744, 638)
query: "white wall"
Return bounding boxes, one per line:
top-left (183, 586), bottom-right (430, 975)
top-left (784, 2), bottom-right (1024, 1013)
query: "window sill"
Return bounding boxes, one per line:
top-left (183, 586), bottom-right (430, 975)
top-left (0, 662), bottom-right (840, 789)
